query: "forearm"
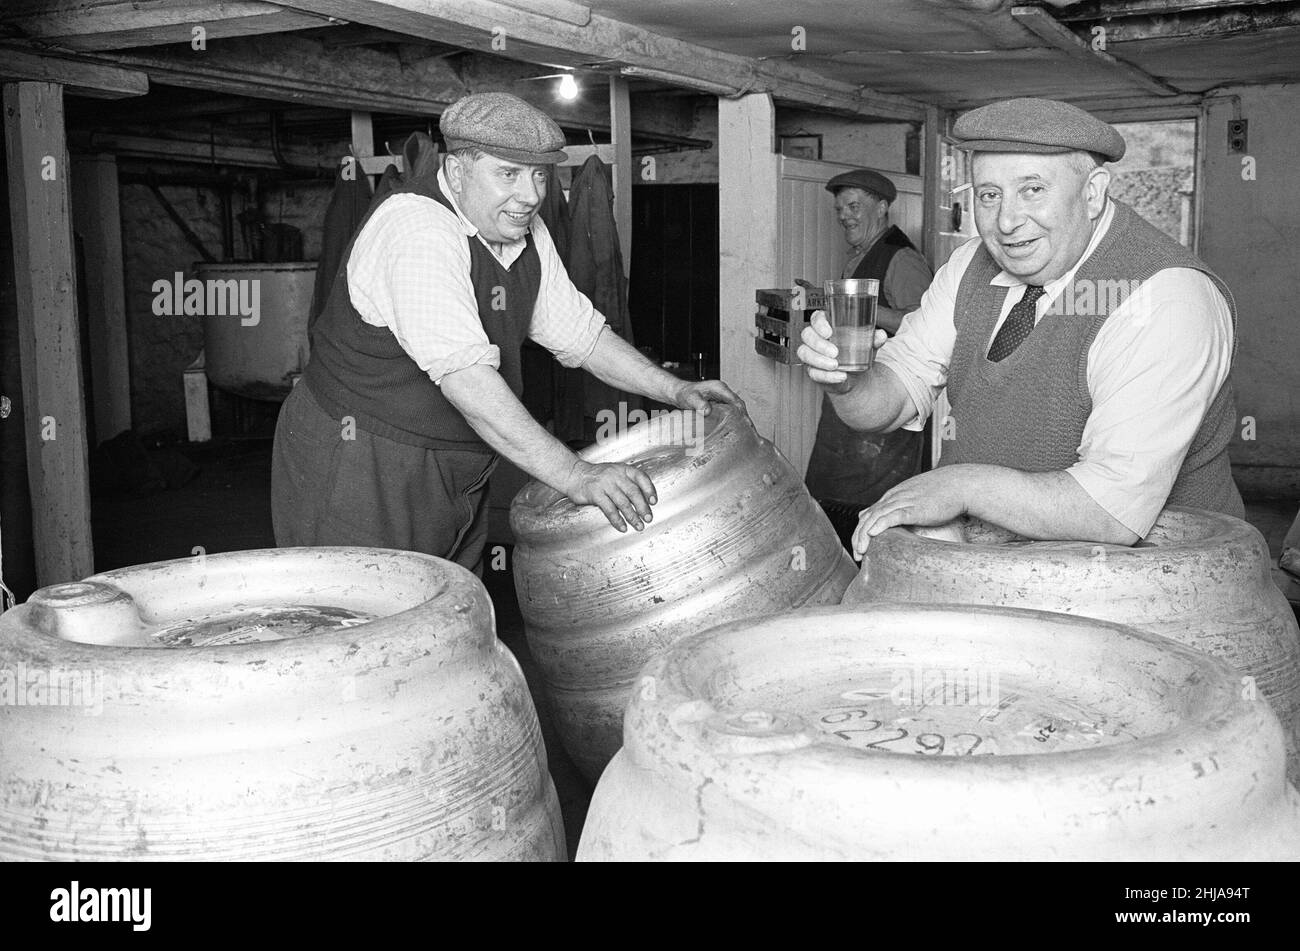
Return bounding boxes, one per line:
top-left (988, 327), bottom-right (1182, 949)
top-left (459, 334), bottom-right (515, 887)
top-left (876, 305), bottom-right (905, 335)
top-left (440, 365), bottom-right (578, 492)
top-left (580, 327), bottom-right (683, 403)
top-left (826, 362), bottom-right (916, 433)
top-left (952, 464), bottom-right (1140, 544)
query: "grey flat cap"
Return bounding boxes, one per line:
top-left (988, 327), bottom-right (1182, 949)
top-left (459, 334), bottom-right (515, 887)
top-left (952, 97), bottom-right (1125, 163)
top-left (825, 169), bottom-right (897, 202)
top-left (440, 92), bottom-right (568, 165)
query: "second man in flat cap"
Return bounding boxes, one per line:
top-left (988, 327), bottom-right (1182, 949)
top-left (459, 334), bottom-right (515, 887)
top-left (799, 96), bottom-right (1242, 554)
top-left (273, 92), bottom-right (742, 573)
top-left (803, 168), bottom-right (934, 552)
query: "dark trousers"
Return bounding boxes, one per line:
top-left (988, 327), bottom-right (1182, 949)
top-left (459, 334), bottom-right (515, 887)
top-left (805, 395), bottom-right (925, 553)
top-left (271, 384), bottom-right (497, 574)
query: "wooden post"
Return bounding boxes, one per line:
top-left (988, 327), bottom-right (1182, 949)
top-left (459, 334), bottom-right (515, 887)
top-left (608, 76), bottom-right (632, 278)
top-left (718, 93), bottom-right (780, 440)
top-left (921, 104), bottom-right (947, 468)
top-left (922, 104), bottom-right (943, 270)
top-left (71, 153), bottom-right (132, 444)
top-left (3, 82), bottom-right (95, 584)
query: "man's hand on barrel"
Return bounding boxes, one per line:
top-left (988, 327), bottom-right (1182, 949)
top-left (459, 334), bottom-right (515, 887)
top-left (797, 311), bottom-right (889, 392)
top-left (851, 467), bottom-right (969, 560)
top-left (670, 379), bottom-right (746, 417)
top-left (564, 459), bottom-right (658, 533)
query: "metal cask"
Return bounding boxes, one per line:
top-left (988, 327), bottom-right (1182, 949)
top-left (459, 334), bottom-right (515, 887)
top-left (511, 404), bottom-right (856, 783)
top-left (578, 604), bottom-right (1300, 861)
top-left (0, 547), bottom-right (564, 861)
top-left (843, 507), bottom-right (1300, 782)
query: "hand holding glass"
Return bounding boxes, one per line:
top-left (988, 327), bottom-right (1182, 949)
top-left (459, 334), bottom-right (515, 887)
top-left (822, 278), bottom-right (879, 372)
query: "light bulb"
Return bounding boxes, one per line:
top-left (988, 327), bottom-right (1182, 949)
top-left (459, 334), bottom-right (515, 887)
top-left (558, 74), bottom-right (578, 100)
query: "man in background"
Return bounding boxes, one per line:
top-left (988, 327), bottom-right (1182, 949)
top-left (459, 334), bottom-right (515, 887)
top-left (803, 169), bottom-right (933, 550)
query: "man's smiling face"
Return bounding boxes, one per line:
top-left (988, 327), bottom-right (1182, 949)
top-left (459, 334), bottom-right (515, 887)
top-left (971, 151), bottom-right (1109, 286)
top-left (834, 187), bottom-right (888, 250)
top-left (446, 151), bottom-right (549, 244)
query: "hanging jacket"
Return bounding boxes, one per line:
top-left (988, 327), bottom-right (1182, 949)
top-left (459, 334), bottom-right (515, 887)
top-left (567, 155), bottom-right (632, 344)
top-left (309, 163), bottom-right (373, 341)
top-left (565, 155), bottom-right (638, 428)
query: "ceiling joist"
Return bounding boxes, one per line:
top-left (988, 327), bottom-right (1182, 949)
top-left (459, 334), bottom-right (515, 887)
top-left (63, 34), bottom-right (706, 147)
top-left (268, 0), bottom-right (928, 120)
top-left (0, 45), bottom-right (148, 97)
top-left (1011, 5), bottom-right (1181, 96)
top-left (0, 1), bottom-right (339, 51)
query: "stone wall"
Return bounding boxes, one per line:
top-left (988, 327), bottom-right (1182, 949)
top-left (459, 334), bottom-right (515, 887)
top-left (1109, 165), bottom-right (1193, 247)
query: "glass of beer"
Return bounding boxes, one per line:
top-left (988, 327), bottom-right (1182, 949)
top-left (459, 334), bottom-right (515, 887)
top-left (822, 278), bottom-right (879, 372)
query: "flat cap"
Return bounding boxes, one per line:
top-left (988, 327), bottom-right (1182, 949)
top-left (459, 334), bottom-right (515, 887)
top-left (825, 169), bottom-right (897, 202)
top-left (440, 92), bottom-right (567, 165)
top-left (951, 97), bottom-right (1125, 163)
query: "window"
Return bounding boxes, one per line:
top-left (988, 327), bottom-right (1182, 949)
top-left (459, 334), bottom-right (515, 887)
top-left (1108, 119), bottom-right (1197, 248)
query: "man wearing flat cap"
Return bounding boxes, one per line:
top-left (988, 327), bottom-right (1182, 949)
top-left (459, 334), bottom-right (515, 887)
top-left (803, 168), bottom-right (933, 550)
top-left (273, 92), bottom-right (741, 572)
top-left (799, 97), bottom-right (1242, 554)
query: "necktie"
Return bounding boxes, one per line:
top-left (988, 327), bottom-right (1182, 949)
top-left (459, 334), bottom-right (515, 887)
top-left (987, 284), bottom-right (1045, 362)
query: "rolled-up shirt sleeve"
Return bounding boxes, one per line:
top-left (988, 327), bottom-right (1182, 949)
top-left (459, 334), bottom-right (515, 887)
top-left (874, 238), bottom-right (978, 430)
top-left (1066, 268), bottom-right (1233, 537)
top-left (347, 193), bottom-right (500, 385)
top-left (882, 246), bottom-right (935, 313)
top-left (526, 217), bottom-right (607, 367)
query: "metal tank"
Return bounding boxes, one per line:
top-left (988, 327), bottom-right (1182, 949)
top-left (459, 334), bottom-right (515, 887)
top-left (842, 507), bottom-right (1300, 784)
top-left (195, 261), bottom-right (315, 401)
top-left (510, 403), bottom-right (856, 783)
top-left (0, 547), bottom-right (565, 861)
top-left (578, 603), bottom-right (1300, 861)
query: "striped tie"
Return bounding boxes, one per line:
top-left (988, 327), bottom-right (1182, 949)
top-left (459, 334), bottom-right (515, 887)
top-left (987, 284), bottom-right (1045, 362)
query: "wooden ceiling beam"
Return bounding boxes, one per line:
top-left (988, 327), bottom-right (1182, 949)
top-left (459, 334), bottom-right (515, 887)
top-left (1056, 0), bottom-right (1284, 19)
top-left (1011, 5), bottom-right (1181, 97)
top-left (1069, 6), bottom-right (1300, 43)
top-left (55, 35), bottom-right (701, 143)
top-left (0, 2), bottom-right (339, 51)
top-left (269, 0), bottom-right (928, 120)
top-left (0, 45), bottom-right (148, 97)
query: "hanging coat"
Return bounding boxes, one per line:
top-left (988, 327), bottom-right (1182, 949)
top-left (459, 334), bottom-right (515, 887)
top-left (309, 163), bottom-right (373, 340)
top-left (565, 155), bottom-right (639, 430)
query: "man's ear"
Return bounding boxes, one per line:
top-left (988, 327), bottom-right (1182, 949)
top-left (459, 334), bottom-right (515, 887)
top-left (1085, 165), bottom-right (1111, 218)
top-left (444, 153), bottom-right (464, 194)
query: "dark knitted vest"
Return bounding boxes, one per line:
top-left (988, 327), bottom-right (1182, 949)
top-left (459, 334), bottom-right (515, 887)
top-left (303, 168), bottom-right (540, 450)
top-left (938, 200), bottom-right (1242, 519)
top-left (850, 225), bottom-right (916, 302)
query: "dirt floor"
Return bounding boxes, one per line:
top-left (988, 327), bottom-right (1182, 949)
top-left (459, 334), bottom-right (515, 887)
top-left (88, 434), bottom-right (1300, 859)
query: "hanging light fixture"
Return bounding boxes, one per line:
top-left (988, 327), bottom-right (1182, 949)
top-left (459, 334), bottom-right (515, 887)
top-left (557, 73), bottom-right (579, 100)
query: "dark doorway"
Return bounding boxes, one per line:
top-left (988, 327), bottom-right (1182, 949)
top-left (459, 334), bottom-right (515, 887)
top-left (629, 184), bottom-right (719, 375)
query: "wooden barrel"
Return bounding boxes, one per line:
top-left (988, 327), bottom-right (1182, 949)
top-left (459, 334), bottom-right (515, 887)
top-left (577, 604), bottom-right (1300, 861)
top-left (843, 507), bottom-right (1300, 782)
top-left (511, 404), bottom-right (856, 783)
top-left (0, 547), bottom-right (564, 861)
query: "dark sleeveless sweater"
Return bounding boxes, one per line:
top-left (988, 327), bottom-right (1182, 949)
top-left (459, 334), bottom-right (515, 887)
top-left (303, 167), bottom-right (540, 450)
top-left (849, 225), bottom-right (916, 293)
top-left (937, 200), bottom-right (1242, 520)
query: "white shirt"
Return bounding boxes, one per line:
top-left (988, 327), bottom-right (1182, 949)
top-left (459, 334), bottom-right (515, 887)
top-left (875, 200), bottom-right (1234, 537)
top-left (345, 166), bottom-right (607, 385)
